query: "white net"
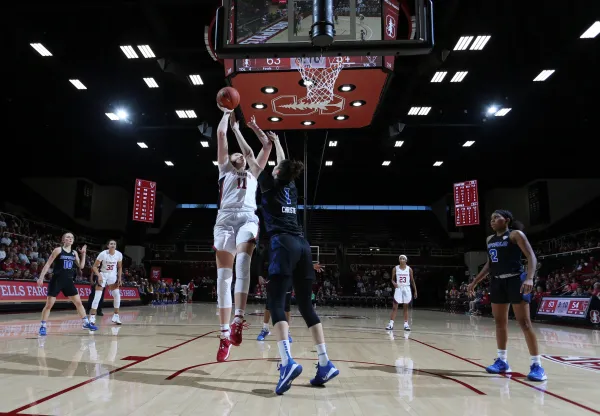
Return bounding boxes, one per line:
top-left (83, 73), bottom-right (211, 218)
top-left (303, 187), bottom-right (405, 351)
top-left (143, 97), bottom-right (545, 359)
top-left (295, 57), bottom-right (344, 104)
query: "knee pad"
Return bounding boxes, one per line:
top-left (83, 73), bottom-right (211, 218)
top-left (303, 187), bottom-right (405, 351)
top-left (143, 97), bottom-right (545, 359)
top-left (217, 268), bottom-right (233, 308)
top-left (234, 252), bottom-right (251, 294)
top-left (91, 290), bottom-right (103, 310)
top-left (112, 289), bottom-right (121, 309)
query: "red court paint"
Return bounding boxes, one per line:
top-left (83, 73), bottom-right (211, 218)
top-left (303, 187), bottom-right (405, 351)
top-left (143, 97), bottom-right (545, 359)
top-left (166, 357), bottom-right (486, 395)
top-left (6, 331), bottom-right (216, 415)
top-left (121, 356), bottom-right (148, 361)
top-left (410, 337), bottom-right (600, 415)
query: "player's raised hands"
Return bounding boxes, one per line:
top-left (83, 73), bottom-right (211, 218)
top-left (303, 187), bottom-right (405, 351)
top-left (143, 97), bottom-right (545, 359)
top-left (218, 104), bottom-right (232, 114)
top-left (266, 131), bottom-right (279, 142)
top-left (313, 263), bottom-right (325, 273)
top-left (247, 115), bottom-right (259, 130)
top-left (78, 245), bottom-right (87, 255)
top-left (230, 112), bottom-right (240, 130)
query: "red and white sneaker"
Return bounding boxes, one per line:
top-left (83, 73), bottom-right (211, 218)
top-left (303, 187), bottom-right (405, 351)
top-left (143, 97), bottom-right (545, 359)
top-left (229, 319), bottom-right (250, 346)
top-left (217, 336), bottom-right (232, 362)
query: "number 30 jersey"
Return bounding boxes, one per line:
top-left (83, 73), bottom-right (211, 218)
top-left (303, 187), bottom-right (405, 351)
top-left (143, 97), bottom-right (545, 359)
top-left (96, 250), bottom-right (123, 277)
top-left (217, 161), bottom-right (258, 212)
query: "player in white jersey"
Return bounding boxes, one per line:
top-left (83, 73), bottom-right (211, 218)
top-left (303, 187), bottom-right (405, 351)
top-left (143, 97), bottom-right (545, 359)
top-left (90, 239), bottom-right (123, 326)
top-left (214, 106), bottom-right (274, 362)
top-left (386, 255), bottom-right (417, 331)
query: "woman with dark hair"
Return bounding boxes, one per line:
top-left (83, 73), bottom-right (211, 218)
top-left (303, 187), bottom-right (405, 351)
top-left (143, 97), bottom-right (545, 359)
top-left (231, 118), bottom-right (338, 395)
top-left (468, 210), bottom-right (547, 381)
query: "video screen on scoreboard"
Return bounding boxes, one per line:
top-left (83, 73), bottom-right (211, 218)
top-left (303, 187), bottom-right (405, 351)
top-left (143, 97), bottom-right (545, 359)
top-left (235, 0), bottom-right (384, 45)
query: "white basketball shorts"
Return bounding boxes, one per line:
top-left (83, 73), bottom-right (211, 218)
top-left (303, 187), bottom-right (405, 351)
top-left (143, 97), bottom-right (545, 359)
top-left (394, 286), bottom-right (412, 304)
top-left (213, 210), bottom-right (259, 255)
top-left (99, 273), bottom-right (117, 288)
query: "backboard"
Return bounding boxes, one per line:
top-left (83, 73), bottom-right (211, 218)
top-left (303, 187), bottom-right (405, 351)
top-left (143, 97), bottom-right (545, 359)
top-left (214, 0), bottom-right (433, 58)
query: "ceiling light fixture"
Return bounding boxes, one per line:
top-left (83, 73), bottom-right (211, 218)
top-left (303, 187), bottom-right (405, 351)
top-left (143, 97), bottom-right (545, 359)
top-left (137, 142), bottom-right (148, 149)
top-left (580, 21), bottom-right (600, 39)
top-left (69, 79), bottom-right (87, 90)
top-left (301, 121), bottom-right (315, 126)
top-left (431, 71), bottom-right (447, 82)
top-left (143, 77), bottom-right (159, 88)
top-left (408, 107), bottom-right (431, 115)
top-left (334, 115), bottom-right (349, 120)
top-left (470, 35), bottom-right (491, 50)
top-left (533, 70), bottom-right (555, 82)
top-left (325, 161), bottom-right (333, 166)
top-left (394, 141), bottom-right (404, 147)
top-left (252, 103), bottom-right (266, 109)
top-left (433, 161), bottom-right (443, 166)
top-left (165, 161), bottom-right (174, 167)
top-left (382, 161), bottom-right (391, 166)
top-left (268, 161), bottom-right (276, 166)
top-left (105, 113), bottom-right (119, 121)
top-left (120, 45), bottom-right (138, 59)
top-left (453, 36), bottom-right (473, 50)
top-left (494, 108), bottom-right (511, 117)
top-left (450, 71), bottom-right (468, 82)
top-left (200, 141), bottom-right (209, 148)
top-left (262, 86), bottom-right (278, 94)
top-left (30, 43), bottom-right (52, 56)
top-left (137, 45), bottom-right (155, 58)
top-left (463, 141), bottom-right (475, 147)
top-left (338, 84), bottom-right (356, 92)
top-left (350, 100), bottom-right (365, 107)
top-left (329, 141), bottom-right (338, 147)
top-left (269, 117), bottom-right (281, 122)
top-left (189, 74), bottom-right (204, 85)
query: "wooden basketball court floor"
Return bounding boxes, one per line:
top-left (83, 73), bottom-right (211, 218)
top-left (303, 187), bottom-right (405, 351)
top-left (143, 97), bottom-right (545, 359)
top-left (0, 304), bottom-right (599, 416)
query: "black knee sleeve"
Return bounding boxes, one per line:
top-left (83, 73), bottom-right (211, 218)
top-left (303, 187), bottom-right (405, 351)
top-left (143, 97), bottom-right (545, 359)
top-left (267, 275), bottom-right (291, 325)
top-left (294, 278), bottom-right (320, 328)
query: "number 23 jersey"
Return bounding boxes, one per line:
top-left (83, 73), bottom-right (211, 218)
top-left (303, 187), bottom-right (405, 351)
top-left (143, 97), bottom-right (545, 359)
top-left (218, 162), bottom-right (258, 212)
top-left (97, 250), bottom-right (123, 277)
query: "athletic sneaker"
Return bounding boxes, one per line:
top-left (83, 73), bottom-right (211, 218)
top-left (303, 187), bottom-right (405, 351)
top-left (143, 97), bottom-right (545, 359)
top-left (275, 359), bottom-right (303, 395)
top-left (404, 323), bottom-right (411, 331)
top-left (288, 333), bottom-right (293, 343)
top-left (257, 328), bottom-right (270, 341)
top-left (385, 323), bottom-right (394, 330)
top-left (39, 326), bottom-right (47, 336)
top-left (486, 358), bottom-right (512, 374)
top-left (217, 337), bottom-right (232, 362)
top-left (310, 361), bottom-right (339, 386)
top-left (527, 363), bottom-right (547, 381)
top-left (83, 322), bottom-right (98, 331)
top-left (229, 320), bottom-right (249, 346)
top-left (112, 314), bottom-right (122, 325)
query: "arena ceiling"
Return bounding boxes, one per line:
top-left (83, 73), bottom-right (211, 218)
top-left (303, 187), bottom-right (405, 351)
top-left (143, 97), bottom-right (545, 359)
top-left (5, 0), bottom-right (599, 205)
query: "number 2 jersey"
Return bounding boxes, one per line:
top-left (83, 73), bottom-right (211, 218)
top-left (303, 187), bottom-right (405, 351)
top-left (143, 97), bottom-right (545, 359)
top-left (395, 265), bottom-right (412, 287)
top-left (96, 250), bottom-right (123, 277)
top-left (487, 230), bottom-right (523, 276)
top-left (217, 161), bottom-right (258, 212)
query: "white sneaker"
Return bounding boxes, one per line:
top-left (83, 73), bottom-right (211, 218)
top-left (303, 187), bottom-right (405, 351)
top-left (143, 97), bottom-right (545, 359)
top-left (112, 314), bottom-right (122, 325)
top-left (403, 323), bottom-right (411, 331)
top-left (90, 315), bottom-right (96, 324)
top-left (385, 323), bottom-right (394, 330)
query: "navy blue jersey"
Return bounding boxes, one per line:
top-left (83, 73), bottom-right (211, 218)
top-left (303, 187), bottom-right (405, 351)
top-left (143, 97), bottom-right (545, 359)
top-left (53, 248), bottom-right (77, 279)
top-left (487, 230), bottom-right (523, 276)
top-left (258, 171), bottom-right (303, 237)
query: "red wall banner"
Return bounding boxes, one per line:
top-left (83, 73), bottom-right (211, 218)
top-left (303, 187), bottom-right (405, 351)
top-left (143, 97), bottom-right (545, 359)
top-left (150, 266), bottom-right (162, 281)
top-left (0, 280), bottom-right (140, 303)
top-left (133, 178), bottom-right (157, 223)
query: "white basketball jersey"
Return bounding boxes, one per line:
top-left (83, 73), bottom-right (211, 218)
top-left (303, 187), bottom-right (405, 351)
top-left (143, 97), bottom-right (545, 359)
top-left (218, 162), bottom-right (257, 212)
top-left (395, 265), bottom-right (411, 287)
top-left (97, 250), bottom-right (122, 276)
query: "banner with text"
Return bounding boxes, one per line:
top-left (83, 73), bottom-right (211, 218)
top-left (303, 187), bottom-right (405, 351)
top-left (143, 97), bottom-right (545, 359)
top-left (133, 178), bottom-right (156, 223)
top-left (0, 281), bottom-right (140, 303)
top-left (537, 296), bottom-right (591, 319)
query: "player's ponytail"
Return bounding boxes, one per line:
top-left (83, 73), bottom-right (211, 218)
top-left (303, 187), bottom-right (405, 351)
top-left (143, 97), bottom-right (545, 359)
top-left (277, 159), bottom-right (304, 182)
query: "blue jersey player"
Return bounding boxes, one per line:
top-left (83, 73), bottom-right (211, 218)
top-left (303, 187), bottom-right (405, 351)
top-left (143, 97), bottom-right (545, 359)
top-left (468, 210), bottom-right (546, 381)
top-left (37, 232), bottom-right (98, 335)
top-left (230, 117), bottom-right (339, 395)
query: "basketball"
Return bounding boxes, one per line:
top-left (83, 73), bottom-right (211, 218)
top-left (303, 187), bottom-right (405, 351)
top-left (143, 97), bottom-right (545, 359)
top-left (216, 87), bottom-right (240, 110)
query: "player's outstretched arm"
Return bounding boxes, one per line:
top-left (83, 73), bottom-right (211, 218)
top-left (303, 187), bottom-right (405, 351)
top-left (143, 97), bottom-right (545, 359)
top-left (268, 132), bottom-right (286, 163)
top-left (217, 106), bottom-right (231, 165)
top-left (246, 115), bottom-right (273, 169)
top-left (230, 114), bottom-right (263, 179)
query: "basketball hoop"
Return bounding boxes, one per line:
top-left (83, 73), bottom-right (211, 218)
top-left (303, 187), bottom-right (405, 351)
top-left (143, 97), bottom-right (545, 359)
top-left (295, 57), bottom-right (344, 104)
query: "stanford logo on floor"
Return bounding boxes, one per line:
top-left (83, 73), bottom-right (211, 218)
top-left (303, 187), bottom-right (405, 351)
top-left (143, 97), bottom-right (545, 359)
top-left (542, 355), bottom-right (600, 372)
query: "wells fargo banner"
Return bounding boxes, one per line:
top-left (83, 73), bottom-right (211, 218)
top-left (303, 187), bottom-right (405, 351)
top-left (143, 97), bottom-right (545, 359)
top-left (0, 280), bottom-right (140, 303)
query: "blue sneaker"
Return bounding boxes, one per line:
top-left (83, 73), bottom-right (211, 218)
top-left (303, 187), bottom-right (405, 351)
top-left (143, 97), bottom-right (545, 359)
top-left (485, 358), bottom-right (512, 374)
top-left (527, 363), bottom-right (547, 381)
top-left (310, 361), bottom-right (339, 386)
top-left (83, 321), bottom-right (98, 331)
top-left (39, 326), bottom-right (47, 336)
top-left (257, 329), bottom-right (270, 341)
top-left (275, 359), bottom-right (303, 395)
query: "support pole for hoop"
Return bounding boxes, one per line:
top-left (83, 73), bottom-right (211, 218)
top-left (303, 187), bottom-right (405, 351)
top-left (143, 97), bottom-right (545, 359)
top-left (303, 132), bottom-right (308, 240)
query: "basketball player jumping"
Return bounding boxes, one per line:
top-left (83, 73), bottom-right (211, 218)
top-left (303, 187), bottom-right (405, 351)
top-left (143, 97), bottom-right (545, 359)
top-left (386, 255), bottom-right (417, 331)
top-left (232, 124), bottom-right (339, 395)
top-left (89, 239), bottom-right (123, 326)
top-left (467, 210), bottom-right (547, 381)
top-left (214, 107), bottom-right (273, 362)
top-left (37, 233), bottom-right (98, 335)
